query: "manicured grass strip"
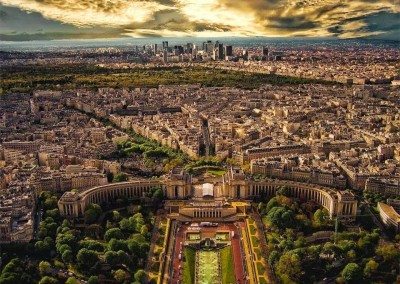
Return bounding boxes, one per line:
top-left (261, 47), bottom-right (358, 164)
top-left (259, 277), bottom-right (268, 284)
top-left (207, 169), bottom-right (227, 176)
top-left (183, 247), bottom-right (196, 284)
top-left (221, 246), bottom-right (235, 284)
top-left (257, 262), bottom-right (266, 275)
top-left (251, 235), bottom-right (260, 246)
top-left (249, 224), bottom-right (257, 235)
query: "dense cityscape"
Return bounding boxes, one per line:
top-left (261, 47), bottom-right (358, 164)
top-left (0, 38), bottom-right (399, 284)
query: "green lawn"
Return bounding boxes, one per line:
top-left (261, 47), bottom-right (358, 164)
top-left (254, 248), bottom-right (262, 260)
top-left (183, 247), bottom-right (196, 284)
top-left (220, 246), bottom-right (235, 284)
top-left (251, 235), bottom-right (260, 247)
top-left (259, 277), bottom-right (268, 284)
top-left (197, 250), bottom-right (220, 284)
top-left (257, 262), bottom-right (266, 275)
top-left (249, 224), bottom-right (257, 235)
top-left (207, 169), bottom-right (227, 177)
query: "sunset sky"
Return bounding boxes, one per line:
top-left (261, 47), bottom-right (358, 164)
top-left (0, 0), bottom-right (399, 41)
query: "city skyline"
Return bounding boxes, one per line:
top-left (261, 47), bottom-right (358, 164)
top-left (0, 0), bottom-right (399, 41)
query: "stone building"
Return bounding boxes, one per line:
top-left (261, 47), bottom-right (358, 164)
top-left (365, 177), bottom-right (400, 196)
top-left (377, 202), bottom-right (400, 232)
top-left (59, 168), bottom-right (357, 221)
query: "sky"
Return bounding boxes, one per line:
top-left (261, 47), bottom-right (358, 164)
top-left (0, 0), bottom-right (399, 41)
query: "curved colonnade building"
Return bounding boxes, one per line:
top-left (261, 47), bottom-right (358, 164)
top-left (58, 168), bottom-right (357, 220)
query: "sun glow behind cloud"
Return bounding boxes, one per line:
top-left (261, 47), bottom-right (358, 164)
top-left (0, 0), bottom-right (399, 39)
top-left (0, 0), bottom-right (169, 26)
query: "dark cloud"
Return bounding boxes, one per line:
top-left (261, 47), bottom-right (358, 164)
top-left (266, 16), bottom-right (317, 30)
top-left (0, 4), bottom-right (125, 39)
top-left (124, 9), bottom-right (233, 33)
top-left (327, 11), bottom-right (400, 38)
top-left (0, 31), bottom-right (126, 41)
top-left (0, 0), bottom-right (399, 40)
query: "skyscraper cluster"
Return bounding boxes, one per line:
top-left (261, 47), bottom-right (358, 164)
top-left (157, 40), bottom-right (282, 63)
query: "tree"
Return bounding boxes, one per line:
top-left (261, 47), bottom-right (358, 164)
top-left (117, 250), bottom-right (131, 266)
top-left (313, 209), bottom-right (329, 227)
top-left (38, 261), bottom-right (51, 276)
top-left (113, 173), bottom-right (128, 182)
top-left (79, 240), bottom-right (104, 252)
top-left (84, 204), bottom-right (102, 224)
top-left (267, 206), bottom-right (295, 229)
top-left (112, 211), bottom-right (121, 222)
top-left (56, 231), bottom-right (78, 252)
top-left (133, 213), bottom-right (145, 232)
top-left (45, 208), bottom-right (60, 220)
top-left (57, 244), bottom-right (71, 255)
top-left (0, 258), bottom-right (32, 284)
top-left (105, 251), bottom-right (119, 266)
top-left (277, 186), bottom-right (290, 197)
top-left (268, 250), bottom-right (279, 265)
top-left (65, 277), bottom-right (79, 284)
top-left (140, 225), bottom-right (148, 236)
top-left (337, 240), bottom-right (356, 253)
top-left (265, 197), bottom-right (279, 214)
top-left (276, 252), bottom-right (302, 283)
top-left (35, 240), bottom-right (51, 255)
top-left (134, 269), bottom-right (147, 284)
top-left (76, 249), bottom-right (99, 270)
top-left (114, 269), bottom-right (128, 283)
top-left (61, 219), bottom-right (70, 228)
top-left (128, 240), bottom-right (140, 254)
top-left (38, 276), bottom-right (58, 284)
top-left (62, 250), bottom-right (73, 263)
top-left (87, 276), bottom-right (99, 284)
top-left (119, 218), bottom-right (136, 233)
top-left (376, 243), bottom-right (400, 262)
top-left (44, 196), bottom-right (58, 210)
top-left (104, 228), bottom-right (123, 242)
top-left (341, 263), bottom-right (362, 283)
top-left (138, 242), bottom-right (150, 259)
top-left (357, 236), bottom-right (375, 255)
top-left (364, 259), bottom-right (378, 278)
top-left (108, 238), bottom-right (128, 252)
top-left (152, 188), bottom-right (164, 200)
top-left (347, 249), bottom-right (357, 261)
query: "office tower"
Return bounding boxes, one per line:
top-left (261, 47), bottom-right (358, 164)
top-left (186, 43), bottom-right (194, 54)
top-left (262, 46), bottom-right (269, 60)
top-left (174, 45), bottom-right (184, 55)
top-left (206, 41), bottom-right (214, 54)
top-left (203, 40), bottom-right (213, 52)
top-left (192, 45), bottom-right (198, 57)
top-left (202, 41), bottom-right (207, 51)
top-left (162, 41), bottom-right (169, 50)
top-left (153, 44), bottom-right (158, 54)
top-left (225, 45), bottom-right (233, 57)
top-left (211, 48), bottom-right (216, 60)
top-left (217, 43), bottom-right (224, 60)
top-left (163, 50), bottom-right (168, 63)
top-left (243, 49), bottom-right (249, 61)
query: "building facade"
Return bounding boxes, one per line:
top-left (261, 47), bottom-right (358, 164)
top-left (59, 168), bottom-right (357, 220)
